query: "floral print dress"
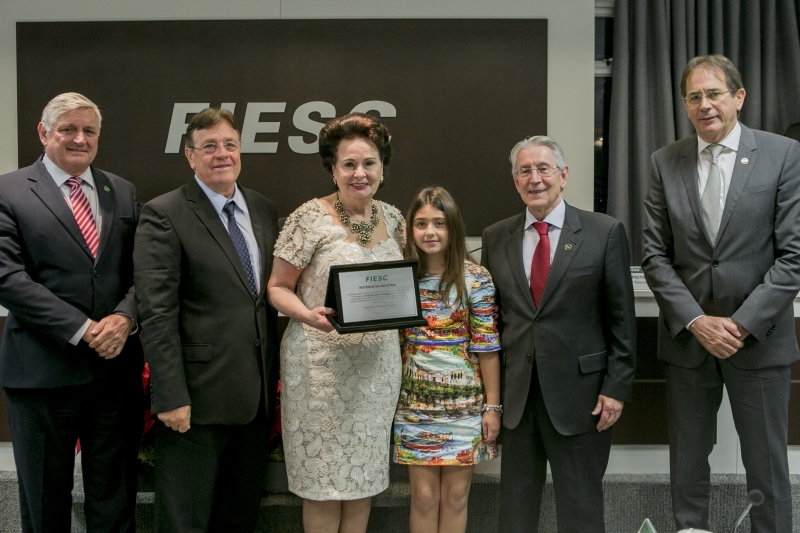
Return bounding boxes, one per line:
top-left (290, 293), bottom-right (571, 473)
top-left (393, 261), bottom-right (500, 466)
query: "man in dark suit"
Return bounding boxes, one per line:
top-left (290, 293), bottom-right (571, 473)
top-left (642, 55), bottom-right (800, 532)
top-left (134, 108), bottom-right (279, 532)
top-left (0, 92), bottom-right (143, 532)
top-left (481, 136), bottom-right (636, 533)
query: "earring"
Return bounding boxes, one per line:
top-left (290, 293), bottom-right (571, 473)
top-left (380, 174), bottom-right (384, 185)
top-left (333, 177), bottom-right (338, 186)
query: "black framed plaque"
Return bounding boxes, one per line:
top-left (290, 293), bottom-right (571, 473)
top-left (324, 259), bottom-right (428, 334)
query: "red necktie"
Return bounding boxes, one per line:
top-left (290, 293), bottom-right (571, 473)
top-left (66, 177), bottom-right (99, 257)
top-left (529, 221), bottom-right (550, 307)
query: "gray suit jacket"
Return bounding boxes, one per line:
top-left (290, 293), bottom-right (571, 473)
top-left (642, 124), bottom-right (800, 369)
top-left (481, 203), bottom-right (636, 435)
top-left (134, 178), bottom-right (279, 425)
top-left (0, 159), bottom-right (142, 389)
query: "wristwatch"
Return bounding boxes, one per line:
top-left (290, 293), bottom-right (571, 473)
top-left (481, 404), bottom-right (503, 415)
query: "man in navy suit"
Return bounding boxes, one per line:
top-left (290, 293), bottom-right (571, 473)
top-left (0, 93), bottom-right (143, 532)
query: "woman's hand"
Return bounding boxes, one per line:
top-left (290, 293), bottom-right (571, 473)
top-left (482, 410), bottom-right (500, 442)
top-left (305, 306), bottom-right (337, 333)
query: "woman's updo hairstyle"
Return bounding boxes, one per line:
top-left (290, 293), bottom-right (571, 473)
top-left (318, 113), bottom-right (392, 187)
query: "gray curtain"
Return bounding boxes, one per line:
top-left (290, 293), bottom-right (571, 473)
top-left (607, 0), bottom-right (800, 263)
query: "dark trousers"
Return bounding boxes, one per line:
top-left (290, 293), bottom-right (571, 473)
top-left (6, 378), bottom-right (142, 533)
top-left (154, 407), bottom-right (269, 533)
top-left (666, 357), bottom-right (791, 533)
top-left (499, 368), bottom-right (612, 533)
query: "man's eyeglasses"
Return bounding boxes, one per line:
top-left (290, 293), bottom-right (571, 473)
top-left (189, 141), bottom-right (241, 155)
top-left (514, 165), bottom-right (561, 179)
top-left (684, 90), bottom-right (735, 107)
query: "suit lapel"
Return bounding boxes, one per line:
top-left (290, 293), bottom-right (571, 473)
top-left (536, 203), bottom-right (581, 313)
top-left (29, 160), bottom-right (94, 259)
top-left (716, 125), bottom-right (757, 243)
top-left (93, 169), bottom-right (114, 264)
top-left (242, 188), bottom-right (267, 299)
top-left (186, 179), bottom-right (255, 299)
top-left (679, 138), bottom-right (709, 244)
top-left (503, 212), bottom-right (537, 315)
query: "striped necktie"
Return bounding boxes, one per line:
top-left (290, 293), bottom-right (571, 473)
top-left (66, 177), bottom-right (99, 257)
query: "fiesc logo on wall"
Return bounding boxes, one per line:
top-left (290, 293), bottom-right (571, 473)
top-left (165, 101), bottom-right (396, 154)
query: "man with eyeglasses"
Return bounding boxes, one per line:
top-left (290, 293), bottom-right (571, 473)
top-left (134, 108), bottom-right (279, 532)
top-left (0, 92), bottom-right (143, 532)
top-left (481, 136), bottom-right (636, 533)
top-left (642, 54), bottom-right (800, 532)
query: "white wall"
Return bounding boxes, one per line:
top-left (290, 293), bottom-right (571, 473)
top-left (0, 0), bottom-right (596, 211)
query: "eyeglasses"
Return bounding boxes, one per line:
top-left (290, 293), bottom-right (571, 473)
top-left (514, 165), bottom-right (561, 179)
top-left (684, 90), bottom-right (735, 107)
top-left (189, 141), bottom-right (241, 155)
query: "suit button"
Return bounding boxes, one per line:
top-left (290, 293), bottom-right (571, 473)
top-left (712, 260), bottom-right (719, 267)
top-left (533, 320), bottom-right (539, 326)
top-left (92, 271), bottom-right (99, 278)
top-left (254, 339), bottom-right (261, 347)
top-left (526, 353), bottom-right (532, 362)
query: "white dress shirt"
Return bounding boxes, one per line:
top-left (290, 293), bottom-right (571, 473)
top-left (696, 121), bottom-right (741, 212)
top-left (522, 199), bottom-right (565, 285)
top-left (687, 122), bottom-right (742, 329)
top-left (195, 176), bottom-right (262, 294)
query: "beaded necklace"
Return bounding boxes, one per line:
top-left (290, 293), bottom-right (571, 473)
top-left (334, 193), bottom-right (379, 247)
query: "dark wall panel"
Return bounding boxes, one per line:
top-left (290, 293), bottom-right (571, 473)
top-left (612, 381), bottom-right (668, 444)
top-left (17, 20), bottom-right (548, 235)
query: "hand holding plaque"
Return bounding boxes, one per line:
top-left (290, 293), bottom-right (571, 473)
top-left (324, 259), bottom-right (428, 333)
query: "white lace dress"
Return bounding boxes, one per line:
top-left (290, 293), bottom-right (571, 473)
top-left (274, 199), bottom-right (404, 500)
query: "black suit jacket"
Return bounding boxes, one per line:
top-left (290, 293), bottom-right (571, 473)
top-left (481, 203), bottom-right (636, 435)
top-left (133, 178), bottom-right (279, 426)
top-left (0, 160), bottom-right (142, 389)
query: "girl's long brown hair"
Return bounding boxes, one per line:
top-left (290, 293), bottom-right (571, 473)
top-left (404, 186), bottom-right (473, 307)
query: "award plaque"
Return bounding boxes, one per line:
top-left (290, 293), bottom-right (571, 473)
top-left (324, 259), bottom-right (428, 333)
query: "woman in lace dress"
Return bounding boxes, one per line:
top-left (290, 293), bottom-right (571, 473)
top-left (267, 113), bottom-right (404, 533)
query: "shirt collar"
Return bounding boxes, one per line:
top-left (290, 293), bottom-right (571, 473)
top-left (194, 175), bottom-right (248, 217)
top-left (697, 121), bottom-right (741, 155)
top-left (525, 197), bottom-right (565, 230)
top-left (42, 155), bottom-right (95, 189)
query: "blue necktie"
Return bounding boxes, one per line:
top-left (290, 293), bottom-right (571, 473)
top-left (223, 201), bottom-right (258, 299)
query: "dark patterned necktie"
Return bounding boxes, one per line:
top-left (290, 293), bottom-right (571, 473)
top-left (223, 201), bottom-right (258, 298)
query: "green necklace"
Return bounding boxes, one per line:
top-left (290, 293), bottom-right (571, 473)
top-left (334, 194), bottom-right (379, 247)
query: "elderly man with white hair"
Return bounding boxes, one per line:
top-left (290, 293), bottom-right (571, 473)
top-left (0, 92), bottom-right (142, 533)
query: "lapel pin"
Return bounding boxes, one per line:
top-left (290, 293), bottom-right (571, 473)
top-left (564, 244), bottom-right (572, 251)
top-left (103, 186), bottom-right (111, 192)
top-left (741, 158), bottom-right (749, 165)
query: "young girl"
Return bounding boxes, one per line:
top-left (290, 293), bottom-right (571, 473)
top-left (393, 186), bottom-right (501, 533)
